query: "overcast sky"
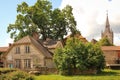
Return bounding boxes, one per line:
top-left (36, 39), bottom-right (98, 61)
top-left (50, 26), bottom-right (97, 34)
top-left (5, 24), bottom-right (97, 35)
top-left (60, 0), bottom-right (120, 45)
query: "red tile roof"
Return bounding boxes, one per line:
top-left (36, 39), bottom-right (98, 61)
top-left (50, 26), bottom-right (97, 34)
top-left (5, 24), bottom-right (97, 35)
top-left (0, 47), bottom-right (8, 52)
top-left (101, 46), bottom-right (120, 51)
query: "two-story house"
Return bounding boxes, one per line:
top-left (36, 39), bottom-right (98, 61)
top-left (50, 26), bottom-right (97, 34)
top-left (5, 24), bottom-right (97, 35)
top-left (3, 35), bottom-right (55, 70)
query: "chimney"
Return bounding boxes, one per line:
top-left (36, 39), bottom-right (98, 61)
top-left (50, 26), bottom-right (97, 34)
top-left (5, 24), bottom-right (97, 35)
top-left (9, 43), bottom-right (12, 47)
top-left (32, 32), bottom-right (39, 41)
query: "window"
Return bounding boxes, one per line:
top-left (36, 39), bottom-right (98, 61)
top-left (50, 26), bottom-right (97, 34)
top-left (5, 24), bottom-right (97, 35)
top-left (15, 47), bottom-right (20, 54)
top-left (25, 46), bottom-right (30, 53)
top-left (15, 59), bottom-right (21, 68)
top-left (24, 59), bottom-right (31, 68)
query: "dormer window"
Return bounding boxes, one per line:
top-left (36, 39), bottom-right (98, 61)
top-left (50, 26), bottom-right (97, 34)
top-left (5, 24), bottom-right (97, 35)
top-left (16, 47), bottom-right (20, 54)
top-left (25, 45), bottom-right (30, 53)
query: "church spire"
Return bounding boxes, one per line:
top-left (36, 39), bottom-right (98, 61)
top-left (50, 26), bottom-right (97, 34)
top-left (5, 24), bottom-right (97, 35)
top-left (105, 11), bottom-right (110, 32)
top-left (101, 10), bottom-right (113, 44)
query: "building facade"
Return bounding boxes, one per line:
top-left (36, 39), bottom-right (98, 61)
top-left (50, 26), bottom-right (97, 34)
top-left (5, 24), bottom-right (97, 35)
top-left (3, 36), bottom-right (55, 70)
top-left (102, 46), bottom-right (120, 65)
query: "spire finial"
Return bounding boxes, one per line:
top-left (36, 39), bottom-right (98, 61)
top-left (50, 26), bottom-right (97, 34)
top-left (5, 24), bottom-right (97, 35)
top-left (106, 10), bottom-right (108, 16)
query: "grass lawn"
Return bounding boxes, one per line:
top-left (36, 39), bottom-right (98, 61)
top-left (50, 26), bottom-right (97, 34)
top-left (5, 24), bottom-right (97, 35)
top-left (35, 69), bottom-right (120, 80)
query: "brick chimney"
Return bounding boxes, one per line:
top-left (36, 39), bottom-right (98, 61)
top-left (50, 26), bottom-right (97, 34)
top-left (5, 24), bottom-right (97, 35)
top-left (9, 43), bottom-right (12, 47)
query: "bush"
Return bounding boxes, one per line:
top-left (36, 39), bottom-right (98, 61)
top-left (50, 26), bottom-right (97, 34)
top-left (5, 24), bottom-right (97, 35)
top-left (54, 38), bottom-right (105, 75)
top-left (0, 68), bottom-right (17, 74)
top-left (0, 69), bottom-right (35, 80)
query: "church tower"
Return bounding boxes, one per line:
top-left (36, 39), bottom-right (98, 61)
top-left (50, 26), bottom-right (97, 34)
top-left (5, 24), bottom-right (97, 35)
top-left (101, 12), bottom-right (113, 44)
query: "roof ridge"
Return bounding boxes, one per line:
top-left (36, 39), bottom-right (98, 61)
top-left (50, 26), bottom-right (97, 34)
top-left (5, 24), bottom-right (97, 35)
top-left (14, 35), bottom-right (32, 44)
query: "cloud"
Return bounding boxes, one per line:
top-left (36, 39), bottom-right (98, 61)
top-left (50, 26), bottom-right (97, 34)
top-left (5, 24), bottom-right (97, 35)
top-left (60, 0), bottom-right (120, 45)
top-left (4, 37), bottom-right (13, 47)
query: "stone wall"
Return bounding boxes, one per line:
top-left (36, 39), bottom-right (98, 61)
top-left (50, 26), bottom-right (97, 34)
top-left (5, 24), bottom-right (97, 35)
top-left (27, 67), bottom-right (58, 75)
top-left (27, 67), bottom-right (97, 75)
top-left (103, 50), bottom-right (118, 64)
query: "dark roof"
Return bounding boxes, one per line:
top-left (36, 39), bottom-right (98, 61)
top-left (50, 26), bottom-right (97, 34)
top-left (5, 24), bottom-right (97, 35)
top-left (41, 38), bottom-right (62, 49)
top-left (7, 36), bottom-right (52, 58)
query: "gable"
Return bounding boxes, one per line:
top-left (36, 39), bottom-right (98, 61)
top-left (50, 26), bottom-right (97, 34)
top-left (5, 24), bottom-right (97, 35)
top-left (5, 35), bottom-right (52, 59)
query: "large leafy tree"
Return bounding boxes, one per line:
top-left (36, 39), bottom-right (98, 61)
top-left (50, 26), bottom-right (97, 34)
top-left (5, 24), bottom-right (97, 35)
top-left (50, 8), bottom-right (67, 40)
top-left (54, 38), bottom-right (105, 75)
top-left (31, 0), bottom-right (52, 40)
top-left (7, 0), bottom-right (77, 41)
top-left (7, 2), bottom-right (39, 41)
top-left (62, 5), bottom-right (77, 35)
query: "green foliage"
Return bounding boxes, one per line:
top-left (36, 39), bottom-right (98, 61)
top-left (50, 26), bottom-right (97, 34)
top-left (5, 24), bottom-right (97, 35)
top-left (62, 5), bottom-right (77, 34)
top-left (0, 68), bottom-right (17, 74)
top-left (54, 38), bottom-right (105, 75)
top-left (96, 37), bottom-right (113, 46)
top-left (0, 68), bottom-right (34, 80)
top-left (7, 0), bottom-right (77, 41)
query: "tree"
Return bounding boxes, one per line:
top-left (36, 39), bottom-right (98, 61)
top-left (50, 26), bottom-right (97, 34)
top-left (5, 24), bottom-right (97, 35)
top-left (7, 2), bottom-right (38, 41)
top-left (54, 38), bottom-right (105, 75)
top-left (96, 37), bottom-right (113, 46)
top-left (7, 0), bottom-right (77, 41)
top-left (31, 0), bottom-right (52, 40)
top-left (50, 8), bottom-right (67, 40)
top-left (62, 5), bottom-right (77, 35)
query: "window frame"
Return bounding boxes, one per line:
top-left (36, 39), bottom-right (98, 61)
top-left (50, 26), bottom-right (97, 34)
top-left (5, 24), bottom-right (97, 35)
top-left (24, 59), bottom-right (31, 68)
top-left (25, 45), bottom-right (30, 53)
top-left (15, 46), bottom-right (20, 54)
top-left (15, 59), bottom-right (21, 68)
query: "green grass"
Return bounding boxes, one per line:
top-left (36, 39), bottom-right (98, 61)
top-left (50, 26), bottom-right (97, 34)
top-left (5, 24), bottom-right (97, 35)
top-left (35, 69), bottom-right (120, 80)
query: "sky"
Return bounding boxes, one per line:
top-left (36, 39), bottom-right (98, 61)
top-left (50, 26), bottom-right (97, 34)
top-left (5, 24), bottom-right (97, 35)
top-left (60, 0), bottom-right (120, 45)
top-left (0, 0), bottom-right (61, 47)
top-left (0, 0), bottom-right (120, 47)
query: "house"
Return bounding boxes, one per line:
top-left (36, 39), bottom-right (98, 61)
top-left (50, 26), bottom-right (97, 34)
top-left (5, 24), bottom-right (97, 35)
top-left (101, 46), bottom-right (120, 68)
top-left (3, 35), bottom-right (55, 70)
top-left (0, 47), bottom-right (8, 67)
top-left (41, 38), bottom-right (63, 54)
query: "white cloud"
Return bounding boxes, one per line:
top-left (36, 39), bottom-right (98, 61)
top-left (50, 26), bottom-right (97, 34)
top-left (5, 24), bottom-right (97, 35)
top-left (4, 37), bottom-right (13, 47)
top-left (60, 0), bottom-right (120, 45)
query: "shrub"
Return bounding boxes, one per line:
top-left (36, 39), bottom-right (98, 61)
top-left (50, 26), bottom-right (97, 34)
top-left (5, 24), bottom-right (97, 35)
top-left (0, 69), bottom-right (35, 80)
top-left (54, 38), bottom-right (105, 75)
top-left (0, 68), bottom-right (17, 74)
